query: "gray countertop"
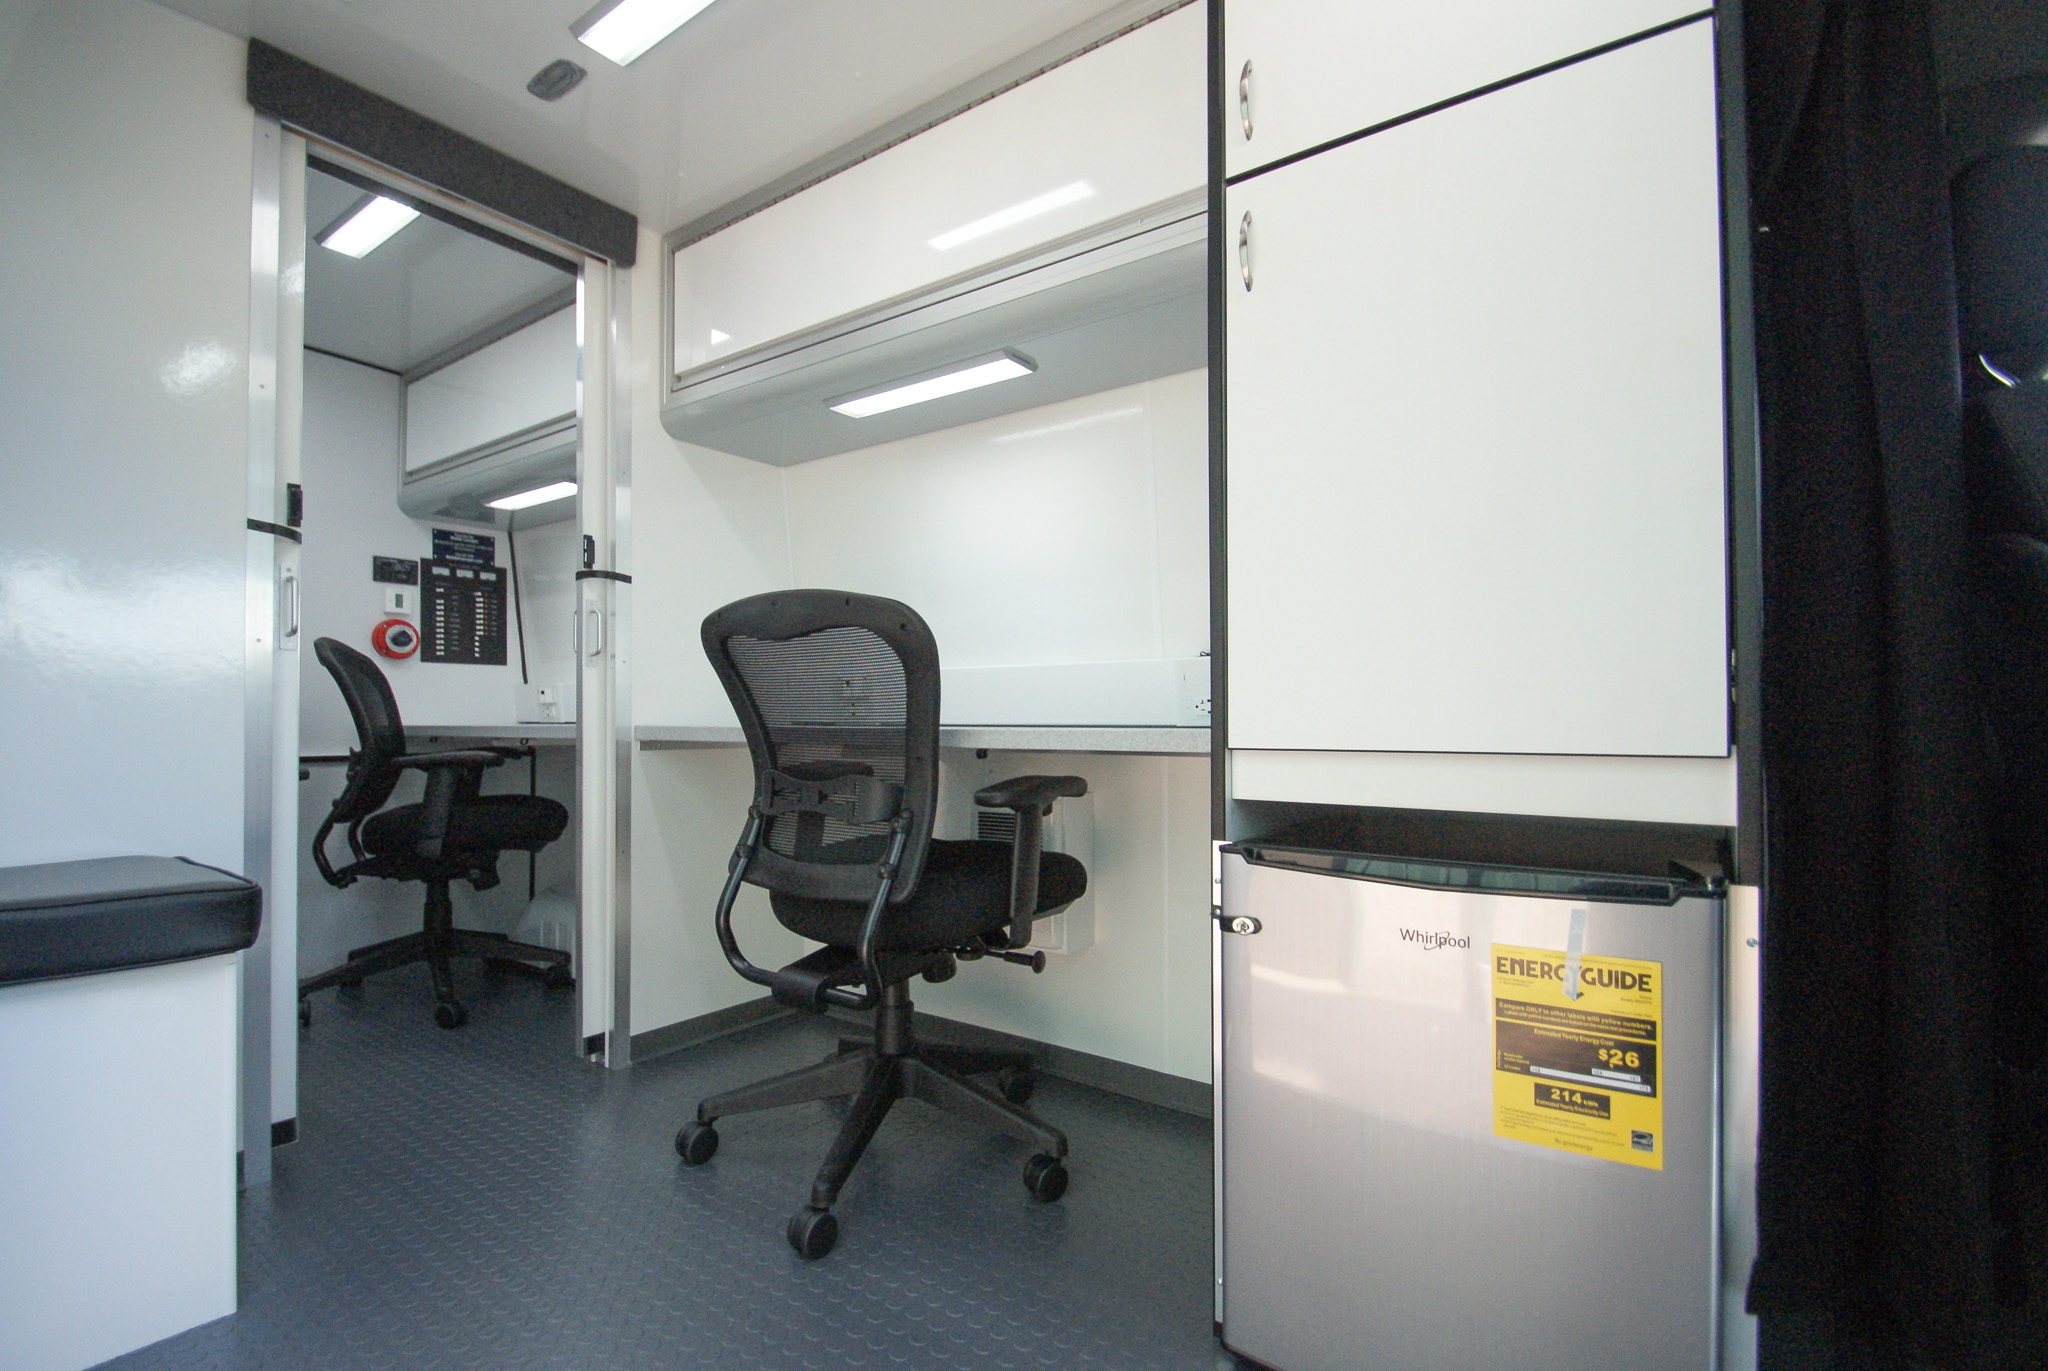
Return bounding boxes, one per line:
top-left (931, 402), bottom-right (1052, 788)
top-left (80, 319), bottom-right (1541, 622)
top-left (405, 723), bottom-right (577, 744)
top-left (634, 724), bottom-right (1209, 756)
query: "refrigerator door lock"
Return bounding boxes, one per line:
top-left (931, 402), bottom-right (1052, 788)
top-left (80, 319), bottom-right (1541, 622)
top-left (1221, 914), bottom-right (1262, 936)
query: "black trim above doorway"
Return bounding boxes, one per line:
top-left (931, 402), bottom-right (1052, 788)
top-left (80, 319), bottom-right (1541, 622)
top-left (246, 40), bottom-right (638, 266)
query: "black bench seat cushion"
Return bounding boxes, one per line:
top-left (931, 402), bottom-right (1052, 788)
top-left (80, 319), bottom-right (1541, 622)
top-left (0, 856), bottom-right (261, 987)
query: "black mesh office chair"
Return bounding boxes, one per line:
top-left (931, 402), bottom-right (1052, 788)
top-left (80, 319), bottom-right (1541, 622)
top-left (674, 590), bottom-right (1088, 1258)
top-left (298, 637), bottom-right (571, 1029)
top-left (1954, 150), bottom-right (2048, 1099)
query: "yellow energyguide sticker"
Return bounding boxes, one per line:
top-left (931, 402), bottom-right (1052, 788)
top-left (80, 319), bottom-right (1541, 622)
top-left (1491, 943), bottom-right (1664, 1170)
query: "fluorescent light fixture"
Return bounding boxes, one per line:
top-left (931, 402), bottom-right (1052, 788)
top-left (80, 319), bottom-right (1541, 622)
top-left (572, 0), bottom-right (715, 65)
top-left (829, 351), bottom-right (1036, 419)
top-left (486, 480), bottom-right (578, 511)
top-left (317, 196), bottom-right (420, 258)
top-left (928, 181), bottom-right (1094, 251)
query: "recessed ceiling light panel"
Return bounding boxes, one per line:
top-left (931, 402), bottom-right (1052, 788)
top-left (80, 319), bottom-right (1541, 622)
top-left (828, 351), bottom-right (1037, 419)
top-left (317, 195), bottom-right (420, 258)
top-left (572, 0), bottom-right (717, 66)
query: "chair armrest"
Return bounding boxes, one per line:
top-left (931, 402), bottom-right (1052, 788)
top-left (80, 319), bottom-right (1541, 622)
top-left (974, 775), bottom-right (1087, 812)
top-left (393, 751), bottom-right (503, 860)
top-left (973, 775), bottom-right (1087, 949)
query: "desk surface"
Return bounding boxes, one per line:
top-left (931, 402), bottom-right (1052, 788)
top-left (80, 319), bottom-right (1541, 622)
top-left (406, 724), bottom-right (576, 744)
top-left (401, 724), bottom-right (1211, 755)
top-left (634, 724), bottom-right (1209, 756)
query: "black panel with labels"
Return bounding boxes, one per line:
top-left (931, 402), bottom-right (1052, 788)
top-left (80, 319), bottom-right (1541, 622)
top-left (421, 559), bottom-right (507, 665)
top-left (432, 528), bottom-right (496, 567)
top-left (372, 555), bottom-right (419, 585)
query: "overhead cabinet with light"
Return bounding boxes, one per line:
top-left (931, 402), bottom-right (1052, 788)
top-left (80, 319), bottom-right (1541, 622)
top-left (660, 3), bottom-right (1206, 465)
top-left (398, 300), bottom-right (580, 527)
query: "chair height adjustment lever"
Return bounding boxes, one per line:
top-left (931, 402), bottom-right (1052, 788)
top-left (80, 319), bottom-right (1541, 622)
top-left (994, 948), bottom-right (1047, 973)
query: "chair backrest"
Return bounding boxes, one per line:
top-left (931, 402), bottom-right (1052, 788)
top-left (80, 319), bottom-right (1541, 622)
top-left (1954, 147), bottom-right (2048, 383)
top-left (1954, 149), bottom-right (2048, 541)
top-left (314, 636), bottom-right (407, 823)
top-left (702, 591), bottom-right (940, 906)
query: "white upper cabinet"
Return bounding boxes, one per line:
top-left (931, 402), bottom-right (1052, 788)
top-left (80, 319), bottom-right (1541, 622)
top-left (670, 4), bottom-right (1204, 381)
top-left (1226, 22), bottom-right (1728, 758)
top-left (404, 306), bottom-right (577, 472)
top-left (1224, 0), bottom-right (1707, 177)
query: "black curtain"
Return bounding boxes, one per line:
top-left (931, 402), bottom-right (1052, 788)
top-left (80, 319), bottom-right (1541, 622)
top-left (1744, 1), bottom-right (2000, 1367)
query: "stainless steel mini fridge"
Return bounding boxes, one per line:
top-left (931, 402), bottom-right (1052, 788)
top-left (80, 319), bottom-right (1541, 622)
top-left (1217, 843), bottom-right (1723, 1371)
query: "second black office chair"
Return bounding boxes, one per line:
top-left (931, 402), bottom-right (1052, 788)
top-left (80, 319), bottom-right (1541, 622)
top-left (674, 590), bottom-right (1088, 1258)
top-left (299, 637), bottom-right (571, 1029)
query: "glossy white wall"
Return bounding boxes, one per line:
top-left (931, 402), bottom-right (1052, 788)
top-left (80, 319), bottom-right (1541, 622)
top-left (0, 0), bottom-right (251, 874)
top-left (782, 370), bottom-right (1208, 670)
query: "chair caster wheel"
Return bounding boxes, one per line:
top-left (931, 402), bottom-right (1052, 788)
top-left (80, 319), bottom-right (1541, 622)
top-left (997, 1066), bottom-right (1036, 1104)
top-left (433, 1002), bottom-right (467, 1029)
top-left (545, 966), bottom-right (574, 990)
top-left (788, 1206), bottom-right (838, 1259)
top-left (675, 1122), bottom-right (719, 1165)
top-left (298, 1000), bottom-right (311, 1028)
top-left (1023, 1154), bottom-right (1068, 1203)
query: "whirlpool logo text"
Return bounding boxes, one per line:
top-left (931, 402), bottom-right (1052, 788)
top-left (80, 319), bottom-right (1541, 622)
top-left (1397, 928), bottom-right (1471, 950)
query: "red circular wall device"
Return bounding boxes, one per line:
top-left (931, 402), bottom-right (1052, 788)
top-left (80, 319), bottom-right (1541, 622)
top-left (370, 618), bottom-right (419, 659)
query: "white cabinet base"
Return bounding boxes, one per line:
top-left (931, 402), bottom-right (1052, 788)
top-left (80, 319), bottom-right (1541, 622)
top-left (1232, 748), bottom-right (1737, 827)
top-left (0, 955), bottom-right (240, 1371)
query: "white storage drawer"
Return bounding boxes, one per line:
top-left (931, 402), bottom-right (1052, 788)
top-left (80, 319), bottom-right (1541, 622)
top-left (1225, 20), bottom-right (1728, 758)
top-left (1224, 0), bottom-right (1707, 178)
top-left (670, 4), bottom-right (1203, 381)
top-left (404, 306), bottom-right (576, 473)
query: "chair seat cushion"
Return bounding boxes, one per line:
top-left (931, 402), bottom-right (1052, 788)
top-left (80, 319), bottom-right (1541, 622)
top-left (770, 838), bottom-right (1086, 951)
top-left (360, 794), bottom-right (568, 858)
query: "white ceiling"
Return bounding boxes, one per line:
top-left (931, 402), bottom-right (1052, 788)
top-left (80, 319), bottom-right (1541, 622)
top-left (157, 0), bottom-right (1140, 234)
top-left (302, 166), bottom-right (574, 373)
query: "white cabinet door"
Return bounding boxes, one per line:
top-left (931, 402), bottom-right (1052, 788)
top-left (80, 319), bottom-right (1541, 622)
top-left (672, 5), bottom-right (1203, 380)
top-left (404, 306), bottom-right (577, 472)
top-left (1225, 21), bottom-right (1728, 758)
top-left (1224, 0), bottom-right (1707, 178)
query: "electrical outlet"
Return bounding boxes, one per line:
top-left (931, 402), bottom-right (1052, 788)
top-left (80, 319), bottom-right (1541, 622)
top-left (516, 682), bottom-right (574, 725)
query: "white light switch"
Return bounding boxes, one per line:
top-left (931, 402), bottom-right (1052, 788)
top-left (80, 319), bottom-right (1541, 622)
top-left (383, 587), bottom-right (413, 614)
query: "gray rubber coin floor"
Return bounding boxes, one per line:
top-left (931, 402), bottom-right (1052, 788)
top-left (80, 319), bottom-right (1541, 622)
top-left (98, 962), bottom-right (1239, 1370)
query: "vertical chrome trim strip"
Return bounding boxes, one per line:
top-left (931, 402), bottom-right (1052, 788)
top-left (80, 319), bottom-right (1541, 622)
top-left (240, 116), bottom-right (283, 1186)
top-left (574, 259), bottom-right (625, 1064)
top-left (268, 131), bottom-right (307, 1135)
top-left (609, 258), bottom-right (635, 1070)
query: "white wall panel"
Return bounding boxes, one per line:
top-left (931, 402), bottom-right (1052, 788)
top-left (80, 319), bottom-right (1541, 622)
top-left (0, 0), bottom-right (252, 873)
top-left (1224, 0), bottom-right (1703, 177)
top-left (671, 4), bottom-right (1204, 377)
top-left (783, 371), bottom-right (1209, 674)
top-left (404, 305), bottom-right (576, 472)
top-left (0, 956), bottom-right (239, 1371)
top-left (1227, 25), bottom-right (1728, 757)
